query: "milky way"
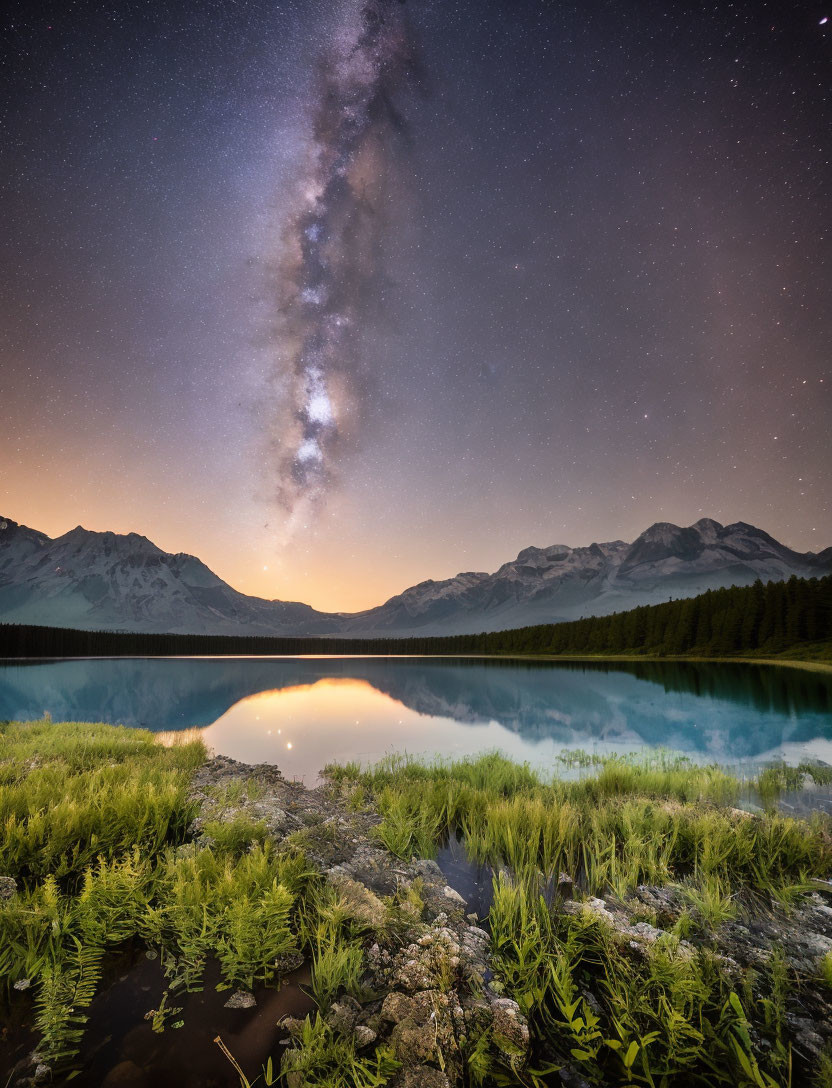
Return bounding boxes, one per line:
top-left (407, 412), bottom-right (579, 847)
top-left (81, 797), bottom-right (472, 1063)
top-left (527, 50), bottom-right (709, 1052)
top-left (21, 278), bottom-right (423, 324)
top-left (270, 0), bottom-right (415, 517)
top-left (1, 0), bottom-right (830, 609)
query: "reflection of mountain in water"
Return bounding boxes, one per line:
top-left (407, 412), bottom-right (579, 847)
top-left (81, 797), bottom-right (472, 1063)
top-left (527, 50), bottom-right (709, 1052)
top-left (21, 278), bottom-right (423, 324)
top-left (1, 657), bottom-right (831, 762)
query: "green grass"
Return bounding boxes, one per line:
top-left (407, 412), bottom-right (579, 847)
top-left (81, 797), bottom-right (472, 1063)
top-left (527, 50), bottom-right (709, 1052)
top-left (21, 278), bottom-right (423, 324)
top-left (334, 750), bottom-right (830, 902)
top-left (6, 720), bottom-right (832, 1086)
top-left (0, 719), bottom-right (322, 1073)
top-left (279, 1013), bottom-right (400, 1087)
top-left (310, 919), bottom-right (366, 1010)
top-left (330, 748), bottom-right (832, 1086)
top-left (821, 951), bottom-right (832, 990)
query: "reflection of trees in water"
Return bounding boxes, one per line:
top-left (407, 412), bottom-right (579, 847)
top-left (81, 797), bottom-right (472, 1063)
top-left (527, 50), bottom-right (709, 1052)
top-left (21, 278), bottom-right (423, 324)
top-left (436, 657), bottom-right (832, 719)
top-left (0, 657), bottom-right (830, 761)
top-left (611, 660), bottom-right (832, 717)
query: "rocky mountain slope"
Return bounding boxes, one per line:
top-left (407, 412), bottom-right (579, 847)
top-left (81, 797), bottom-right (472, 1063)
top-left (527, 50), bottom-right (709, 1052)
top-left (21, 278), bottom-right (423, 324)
top-left (1, 514), bottom-right (829, 636)
top-left (344, 518), bottom-right (832, 635)
top-left (0, 517), bottom-right (339, 636)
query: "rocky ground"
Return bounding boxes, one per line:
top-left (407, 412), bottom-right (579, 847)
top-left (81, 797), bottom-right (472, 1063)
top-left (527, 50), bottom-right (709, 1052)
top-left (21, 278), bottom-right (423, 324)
top-left (193, 755), bottom-right (832, 1086)
top-left (191, 756), bottom-right (530, 1087)
top-left (9, 754), bottom-right (832, 1086)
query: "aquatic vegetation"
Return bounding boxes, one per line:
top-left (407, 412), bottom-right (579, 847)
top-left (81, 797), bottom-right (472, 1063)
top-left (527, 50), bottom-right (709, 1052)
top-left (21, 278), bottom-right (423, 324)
top-left (279, 1013), bottom-right (400, 1087)
top-left (310, 920), bottom-right (366, 1010)
top-left (677, 874), bottom-right (739, 932)
top-left (5, 719), bottom-right (832, 1086)
top-left (373, 788), bottom-right (443, 860)
top-left (337, 748), bottom-right (832, 1086)
top-left (0, 719), bottom-right (318, 1073)
top-left (201, 813), bottom-right (268, 853)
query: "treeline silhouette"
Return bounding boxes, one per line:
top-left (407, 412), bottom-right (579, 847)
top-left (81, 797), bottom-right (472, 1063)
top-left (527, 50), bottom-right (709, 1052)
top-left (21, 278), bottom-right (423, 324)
top-left (1, 575), bottom-right (830, 659)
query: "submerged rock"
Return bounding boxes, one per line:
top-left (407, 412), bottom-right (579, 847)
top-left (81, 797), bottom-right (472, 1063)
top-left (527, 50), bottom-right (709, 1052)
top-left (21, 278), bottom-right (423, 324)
top-left (223, 990), bottom-right (256, 1009)
top-left (101, 1060), bottom-right (148, 1086)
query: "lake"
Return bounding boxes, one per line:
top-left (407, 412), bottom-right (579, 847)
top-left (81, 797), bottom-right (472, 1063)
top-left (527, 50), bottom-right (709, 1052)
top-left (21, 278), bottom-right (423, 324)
top-left (2, 656), bottom-right (832, 783)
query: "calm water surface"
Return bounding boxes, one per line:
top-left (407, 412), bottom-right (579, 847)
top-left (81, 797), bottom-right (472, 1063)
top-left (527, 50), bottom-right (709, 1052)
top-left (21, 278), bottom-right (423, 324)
top-left (2, 656), bottom-right (831, 782)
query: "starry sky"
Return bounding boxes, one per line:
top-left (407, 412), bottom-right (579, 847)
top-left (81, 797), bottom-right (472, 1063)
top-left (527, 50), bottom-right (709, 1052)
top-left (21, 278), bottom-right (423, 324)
top-left (2, 0), bottom-right (830, 612)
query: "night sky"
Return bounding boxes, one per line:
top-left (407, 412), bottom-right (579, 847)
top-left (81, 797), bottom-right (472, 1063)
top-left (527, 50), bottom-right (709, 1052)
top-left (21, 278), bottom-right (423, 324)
top-left (2, 0), bottom-right (830, 611)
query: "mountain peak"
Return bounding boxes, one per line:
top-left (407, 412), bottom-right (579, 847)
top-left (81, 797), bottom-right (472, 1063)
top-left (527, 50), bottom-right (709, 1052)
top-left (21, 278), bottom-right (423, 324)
top-left (0, 512), bottom-right (829, 637)
top-left (638, 521), bottom-right (686, 542)
top-left (692, 517), bottom-right (723, 538)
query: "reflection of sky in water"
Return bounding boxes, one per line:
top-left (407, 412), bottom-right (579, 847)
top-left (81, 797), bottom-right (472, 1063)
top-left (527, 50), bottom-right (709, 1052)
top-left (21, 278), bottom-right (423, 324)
top-left (1, 657), bottom-right (831, 782)
top-left (202, 678), bottom-right (647, 783)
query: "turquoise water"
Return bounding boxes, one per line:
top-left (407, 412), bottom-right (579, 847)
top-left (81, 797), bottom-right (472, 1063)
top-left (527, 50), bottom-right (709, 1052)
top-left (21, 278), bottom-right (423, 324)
top-left (2, 656), bottom-right (831, 784)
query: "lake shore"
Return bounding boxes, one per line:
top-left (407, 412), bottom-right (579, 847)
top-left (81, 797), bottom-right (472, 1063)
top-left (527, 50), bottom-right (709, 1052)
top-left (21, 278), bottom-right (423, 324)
top-left (498, 651), bottom-right (832, 674)
top-left (3, 722), bottom-right (832, 1086)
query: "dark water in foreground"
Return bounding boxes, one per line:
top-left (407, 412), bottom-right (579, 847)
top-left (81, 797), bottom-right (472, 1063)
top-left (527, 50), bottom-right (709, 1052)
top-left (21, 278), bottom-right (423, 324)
top-left (2, 656), bottom-right (832, 781)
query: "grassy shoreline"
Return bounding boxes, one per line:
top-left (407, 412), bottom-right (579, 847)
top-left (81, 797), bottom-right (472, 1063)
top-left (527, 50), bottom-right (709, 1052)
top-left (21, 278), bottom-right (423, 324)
top-left (3, 651), bottom-right (832, 675)
top-left (4, 721), bottom-right (832, 1086)
top-left (490, 652), bottom-right (832, 674)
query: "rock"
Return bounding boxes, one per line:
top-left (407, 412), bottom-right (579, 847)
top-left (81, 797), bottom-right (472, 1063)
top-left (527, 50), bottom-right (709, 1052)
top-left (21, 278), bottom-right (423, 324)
top-left (393, 1068), bottom-right (451, 1088)
top-left (279, 1016), bottom-right (306, 1035)
top-left (463, 925), bottom-right (489, 944)
top-left (389, 990), bottom-right (460, 1070)
top-left (490, 996), bottom-right (530, 1054)
top-left (628, 921), bottom-right (665, 944)
top-left (101, 1060), bottom-right (148, 1086)
top-left (273, 949), bottom-right (305, 974)
top-left (466, 912), bottom-right (479, 923)
top-left (328, 874), bottom-right (388, 928)
top-left (173, 842), bottom-right (199, 860)
top-left (413, 859), bottom-right (444, 880)
top-left (224, 990), bottom-right (256, 1009)
top-left (442, 885), bottom-right (466, 905)
top-left (813, 879), bottom-right (832, 900)
top-left (389, 1018), bottom-right (438, 1064)
top-left (381, 992), bottom-right (414, 1024)
top-left (354, 1024), bottom-right (377, 1047)
top-left (0, 875), bottom-right (17, 900)
top-left (327, 1000), bottom-right (358, 1035)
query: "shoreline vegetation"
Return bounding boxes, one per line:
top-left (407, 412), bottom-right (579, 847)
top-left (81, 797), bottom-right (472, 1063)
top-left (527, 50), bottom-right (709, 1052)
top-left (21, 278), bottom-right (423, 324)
top-left (1, 574), bottom-right (831, 668)
top-left (3, 722), bottom-right (832, 1085)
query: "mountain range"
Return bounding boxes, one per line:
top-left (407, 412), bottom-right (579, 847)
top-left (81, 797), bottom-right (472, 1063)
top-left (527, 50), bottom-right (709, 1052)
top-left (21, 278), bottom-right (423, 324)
top-left (1, 513), bottom-right (830, 638)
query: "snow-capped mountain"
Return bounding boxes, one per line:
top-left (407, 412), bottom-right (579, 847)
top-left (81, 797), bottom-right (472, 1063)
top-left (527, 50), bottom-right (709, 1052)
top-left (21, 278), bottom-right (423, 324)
top-left (0, 514), bottom-right (829, 637)
top-left (346, 518), bottom-right (832, 635)
top-left (0, 517), bottom-right (339, 635)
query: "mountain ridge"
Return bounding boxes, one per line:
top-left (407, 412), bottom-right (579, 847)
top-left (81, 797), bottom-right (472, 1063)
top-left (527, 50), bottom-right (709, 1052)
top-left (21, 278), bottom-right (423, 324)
top-left (1, 513), bottom-right (830, 637)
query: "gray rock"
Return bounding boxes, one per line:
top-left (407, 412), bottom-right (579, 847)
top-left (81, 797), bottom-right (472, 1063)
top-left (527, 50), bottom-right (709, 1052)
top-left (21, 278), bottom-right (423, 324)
top-left (224, 990), bottom-right (256, 1009)
top-left (490, 995), bottom-right (530, 1053)
top-left (327, 1001), bottom-right (358, 1035)
top-left (354, 1024), bottom-right (377, 1047)
top-left (442, 885), bottom-right (466, 905)
top-left (0, 875), bottom-right (17, 900)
